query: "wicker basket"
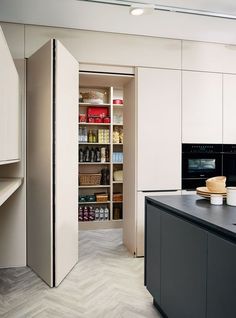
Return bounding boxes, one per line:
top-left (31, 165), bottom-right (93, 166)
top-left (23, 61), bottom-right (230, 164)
top-left (79, 173), bottom-right (101, 186)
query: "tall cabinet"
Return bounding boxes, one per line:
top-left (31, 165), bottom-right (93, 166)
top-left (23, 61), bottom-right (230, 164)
top-left (27, 39), bottom-right (78, 287)
top-left (123, 67), bottom-right (181, 256)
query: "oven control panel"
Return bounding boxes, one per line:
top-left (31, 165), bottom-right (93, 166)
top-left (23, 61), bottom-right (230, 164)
top-left (182, 144), bottom-right (222, 153)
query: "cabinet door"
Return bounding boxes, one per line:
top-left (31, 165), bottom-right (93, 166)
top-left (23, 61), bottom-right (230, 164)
top-left (207, 234), bottom-right (236, 318)
top-left (161, 213), bottom-right (207, 318)
top-left (137, 68), bottom-right (181, 191)
top-left (223, 74), bottom-right (236, 144)
top-left (182, 71), bottom-right (222, 143)
top-left (0, 27), bottom-right (20, 163)
top-left (145, 202), bottom-right (161, 304)
top-left (27, 39), bottom-right (78, 287)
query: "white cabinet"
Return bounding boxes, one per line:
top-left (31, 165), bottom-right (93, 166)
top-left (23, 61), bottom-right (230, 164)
top-left (182, 41), bottom-right (236, 74)
top-left (182, 71), bottom-right (222, 144)
top-left (137, 67), bottom-right (181, 191)
top-left (223, 74), bottom-right (236, 144)
top-left (0, 27), bottom-right (20, 164)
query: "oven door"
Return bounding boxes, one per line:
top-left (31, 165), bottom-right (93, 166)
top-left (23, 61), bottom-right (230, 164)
top-left (223, 154), bottom-right (236, 186)
top-left (182, 153), bottom-right (222, 189)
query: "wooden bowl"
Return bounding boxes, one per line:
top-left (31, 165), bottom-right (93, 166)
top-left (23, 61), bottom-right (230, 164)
top-left (206, 176), bottom-right (226, 193)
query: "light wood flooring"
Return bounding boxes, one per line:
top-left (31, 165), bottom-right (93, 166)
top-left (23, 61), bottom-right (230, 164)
top-left (0, 229), bottom-right (161, 318)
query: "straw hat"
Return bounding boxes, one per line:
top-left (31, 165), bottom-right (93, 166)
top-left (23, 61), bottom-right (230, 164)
top-left (206, 176), bottom-right (226, 193)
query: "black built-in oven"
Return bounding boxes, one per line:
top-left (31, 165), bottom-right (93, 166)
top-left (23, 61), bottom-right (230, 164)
top-left (223, 144), bottom-right (236, 187)
top-left (182, 144), bottom-right (223, 190)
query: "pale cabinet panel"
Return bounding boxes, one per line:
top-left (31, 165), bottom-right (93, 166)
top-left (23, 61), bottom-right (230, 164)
top-left (182, 71), bottom-right (222, 144)
top-left (182, 41), bottom-right (236, 73)
top-left (223, 74), bottom-right (236, 144)
top-left (137, 68), bottom-right (181, 191)
top-left (0, 27), bottom-right (20, 163)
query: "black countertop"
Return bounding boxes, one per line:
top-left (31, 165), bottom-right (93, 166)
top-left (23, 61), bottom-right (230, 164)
top-left (146, 195), bottom-right (236, 241)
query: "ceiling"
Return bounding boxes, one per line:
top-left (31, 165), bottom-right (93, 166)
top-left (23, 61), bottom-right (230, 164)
top-left (87, 0), bottom-right (236, 18)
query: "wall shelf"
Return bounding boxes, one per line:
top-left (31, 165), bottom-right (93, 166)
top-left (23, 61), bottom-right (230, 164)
top-left (79, 185), bottom-right (110, 188)
top-left (79, 162), bottom-right (110, 165)
top-left (79, 103), bottom-right (111, 106)
top-left (79, 123), bottom-right (110, 126)
top-left (0, 178), bottom-right (23, 207)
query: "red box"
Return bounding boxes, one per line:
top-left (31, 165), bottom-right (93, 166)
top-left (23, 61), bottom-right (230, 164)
top-left (87, 107), bottom-right (109, 119)
top-left (88, 117), bottom-right (95, 123)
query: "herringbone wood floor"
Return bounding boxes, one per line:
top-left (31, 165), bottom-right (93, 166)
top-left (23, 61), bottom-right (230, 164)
top-left (0, 229), bottom-right (161, 318)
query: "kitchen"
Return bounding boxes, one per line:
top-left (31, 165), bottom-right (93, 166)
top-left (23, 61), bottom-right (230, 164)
top-left (1, 1), bottom-right (236, 317)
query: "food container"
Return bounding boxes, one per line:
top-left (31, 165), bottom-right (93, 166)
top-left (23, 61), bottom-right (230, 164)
top-left (113, 170), bottom-right (123, 181)
top-left (206, 176), bottom-right (226, 193)
top-left (226, 187), bottom-right (236, 206)
top-left (79, 114), bottom-right (86, 122)
top-left (88, 117), bottom-right (95, 123)
top-left (87, 107), bottom-right (109, 118)
top-left (81, 91), bottom-right (105, 104)
top-left (113, 99), bottom-right (123, 105)
top-left (103, 117), bottom-right (110, 123)
top-left (94, 117), bottom-right (103, 123)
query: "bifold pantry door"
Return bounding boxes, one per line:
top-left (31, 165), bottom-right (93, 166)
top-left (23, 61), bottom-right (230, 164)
top-left (27, 39), bottom-right (78, 287)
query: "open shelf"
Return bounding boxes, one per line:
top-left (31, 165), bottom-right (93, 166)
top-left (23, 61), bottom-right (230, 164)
top-left (113, 143), bottom-right (123, 146)
top-left (113, 201), bottom-right (123, 204)
top-left (79, 185), bottom-right (110, 188)
top-left (79, 142), bottom-right (110, 145)
top-left (79, 122), bottom-right (110, 126)
top-left (79, 201), bottom-right (110, 205)
top-left (113, 123), bottom-right (123, 126)
top-left (113, 181), bottom-right (123, 184)
top-left (79, 162), bottom-right (110, 165)
top-left (79, 102), bottom-right (111, 106)
top-left (113, 104), bottom-right (123, 108)
top-left (0, 178), bottom-right (23, 207)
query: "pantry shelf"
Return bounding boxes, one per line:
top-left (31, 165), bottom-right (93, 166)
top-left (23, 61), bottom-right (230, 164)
top-left (79, 185), bottom-right (111, 188)
top-left (79, 142), bottom-right (110, 145)
top-left (0, 178), bottom-right (23, 207)
top-left (79, 219), bottom-right (123, 230)
top-left (79, 162), bottom-right (111, 165)
top-left (79, 103), bottom-right (111, 106)
top-left (78, 201), bottom-right (111, 205)
top-left (113, 181), bottom-right (123, 184)
top-left (79, 123), bottom-right (110, 126)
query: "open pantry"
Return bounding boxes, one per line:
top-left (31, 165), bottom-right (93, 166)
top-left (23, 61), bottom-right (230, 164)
top-left (78, 72), bottom-right (133, 230)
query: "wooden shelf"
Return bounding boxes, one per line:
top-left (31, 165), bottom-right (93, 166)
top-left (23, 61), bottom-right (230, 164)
top-left (79, 185), bottom-right (110, 188)
top-left (79, 103), bottom-right (110, 106)
top-left (113, 162), bottom-right (123, 164)
top-left (113, 143), bottom-right (123, 146)
top-left (79, 201), bottom-right (110, 205)
top-left (113, 181), bottom-right (123, 184)
top-left (113, 201), bottom-right (123, 204)
top-left (79, 123), bottom-right (110, 126)
top-left (113, 123), bottom-right (123, 126)
top-left (79, 162), bottom-right (110, 165)
top-left (113, 104), bottom-right (123, 108)
top-left (0, 178), bottom-right (23, 207)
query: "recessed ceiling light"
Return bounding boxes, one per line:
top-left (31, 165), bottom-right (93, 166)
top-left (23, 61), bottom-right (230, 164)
top-left (129, 4), bottom-right (155, 16)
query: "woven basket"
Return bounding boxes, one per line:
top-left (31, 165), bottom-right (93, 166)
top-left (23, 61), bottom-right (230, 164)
top-left (79, 173), bottom-right (101, 186)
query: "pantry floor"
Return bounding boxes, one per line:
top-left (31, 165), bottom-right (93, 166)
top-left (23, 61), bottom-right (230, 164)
top-left (0, 229), bottom-right (161, 318)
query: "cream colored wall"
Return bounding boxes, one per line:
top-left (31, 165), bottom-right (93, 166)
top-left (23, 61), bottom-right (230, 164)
top-left (0, 23), bottom-right (26, 267)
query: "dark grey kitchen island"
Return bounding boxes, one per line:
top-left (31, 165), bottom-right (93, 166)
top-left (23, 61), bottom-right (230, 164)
top-left (145, 195), bottom-right (236, 318)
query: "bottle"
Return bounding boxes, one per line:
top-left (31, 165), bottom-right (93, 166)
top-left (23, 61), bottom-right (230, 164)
top-left (95, 208), bottom-right (100, 221)
top-left (88, 129), bottom-right (93, 143)
top-left (90, 148), bottom-right (95, 162)
top-left (79, 127), bottom-right (82, 142)
top-left (104, 207), bottom-right (109, 220)
top-left (105, 147), bottom-right (110, 162)
top-left (85, 147), bottom-right (90, 162)
top-left (78, 206), bottom-right (84, 222)
top-left (99, 207), bottom-right (104, 221)
top-left (101, 168), bottom-right (110, 185)
top-left (95, 148), bottom-right (101, 162)
top-left (92, 130), bottom-right (97, 143)
top-left (101, 147), bottom-right (106, 163)
top-left (79, 148), bottom-right (84, 162)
